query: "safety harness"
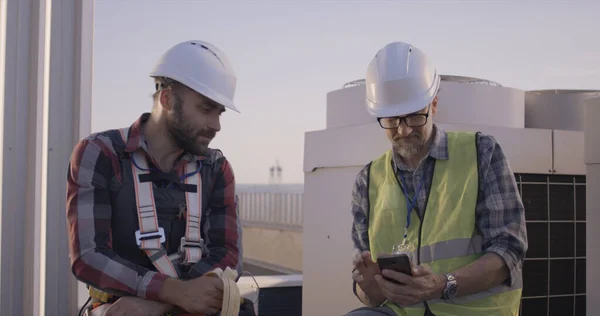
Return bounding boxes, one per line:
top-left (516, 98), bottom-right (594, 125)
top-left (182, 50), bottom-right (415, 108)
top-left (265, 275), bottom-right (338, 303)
top-left (86, 127), bottom-right (243, 316)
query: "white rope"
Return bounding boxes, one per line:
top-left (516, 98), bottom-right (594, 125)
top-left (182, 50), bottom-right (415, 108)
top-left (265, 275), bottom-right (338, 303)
top-left (206, 267), bottom-right (241, 316)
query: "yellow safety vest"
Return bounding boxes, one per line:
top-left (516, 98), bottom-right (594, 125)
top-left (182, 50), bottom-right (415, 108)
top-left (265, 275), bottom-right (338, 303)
top-left (367, 131), bottom-right (522, 316)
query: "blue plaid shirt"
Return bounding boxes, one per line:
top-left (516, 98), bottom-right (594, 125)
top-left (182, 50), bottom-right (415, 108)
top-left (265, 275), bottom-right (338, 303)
top-left (351, 124), bottom-right (528, 288)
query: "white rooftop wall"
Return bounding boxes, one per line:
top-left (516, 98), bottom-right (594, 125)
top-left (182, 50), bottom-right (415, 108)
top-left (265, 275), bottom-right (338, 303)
top-left (303, 77), bottom-right (588, 316)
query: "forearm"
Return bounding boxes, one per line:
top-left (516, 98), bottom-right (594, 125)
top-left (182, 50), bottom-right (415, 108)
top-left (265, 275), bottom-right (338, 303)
top-left (71, 250), bottom-right (169, 300)
top-left (158, 278), bottom-right (187, 307)
top-left (452, 253), bottom-right (509, 297)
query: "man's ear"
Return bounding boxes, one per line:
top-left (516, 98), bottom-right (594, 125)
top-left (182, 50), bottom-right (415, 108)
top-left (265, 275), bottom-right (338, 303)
top-left (431, 95), bottom-right (438, 115)
top-left (158, 89), bottom-right (172, 111)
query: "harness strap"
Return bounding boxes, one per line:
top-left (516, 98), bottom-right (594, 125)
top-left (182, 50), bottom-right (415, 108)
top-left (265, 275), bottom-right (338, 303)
top-left (130, 149), bottom-right (180, 277)
top-left (181, 162), bottom-right (202, 265)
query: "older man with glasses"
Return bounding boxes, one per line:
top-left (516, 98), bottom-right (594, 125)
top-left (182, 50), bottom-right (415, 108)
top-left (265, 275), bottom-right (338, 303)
top-left (345, 42), bottom-right (528, 316)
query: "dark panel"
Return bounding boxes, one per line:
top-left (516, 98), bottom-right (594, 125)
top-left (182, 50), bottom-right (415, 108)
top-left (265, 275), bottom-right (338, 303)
top-left (575, 295), bottom-right (586, 316)
top-left (521, 174), bottom-right (548, 183)
top-left (258, 286), bottom-right (302, 316)
top-left (549, 184), bottom-right (575, 220)
top-left (576, 223), bottom-right (586, 257)
top-left (523, 260), bottom-right (548, 297)
top-left (576, 259), bottom-right (586, 294)
top-left (526, 222), bottom-right (548, 258)
top-left (576, 185), bottom-right (586, 221)
top-left (549, 295), bottom-right (574, 316)
top-left (549, 175), bottom-right (575, 184)
top-left (550, 259), bottom-right (575, 295)
top-left (522, 183), bottom-right (548, 220)
top-left (550, 223), bottom-right (574, 258)
top-left (521, 298), bottom-right (547, 316)
top-left (575, 175), bottom-right (586, 184)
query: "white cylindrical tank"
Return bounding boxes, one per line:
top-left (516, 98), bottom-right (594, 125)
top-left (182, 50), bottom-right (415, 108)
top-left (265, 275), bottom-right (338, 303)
top-left (326, 75), bottom-right (525, 129)
top-left (525, 90), bottom-right (600, 131)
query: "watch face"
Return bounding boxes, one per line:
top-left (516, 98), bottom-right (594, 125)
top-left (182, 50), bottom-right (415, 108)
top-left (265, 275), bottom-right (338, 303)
top-left (446, 284), bottom-right (458, 298)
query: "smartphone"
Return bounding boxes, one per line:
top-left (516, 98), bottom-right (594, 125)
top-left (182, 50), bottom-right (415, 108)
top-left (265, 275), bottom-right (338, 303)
top-left (376, 253), bottom-right (413, 284)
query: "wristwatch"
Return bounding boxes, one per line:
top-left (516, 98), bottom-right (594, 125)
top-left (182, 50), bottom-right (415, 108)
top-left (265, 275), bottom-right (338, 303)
top-left (441, 273), bottom-right (458, 300)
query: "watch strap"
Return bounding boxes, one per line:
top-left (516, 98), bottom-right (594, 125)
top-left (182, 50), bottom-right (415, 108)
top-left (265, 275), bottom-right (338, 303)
top-left (442, 273), bottom-right (458, 300)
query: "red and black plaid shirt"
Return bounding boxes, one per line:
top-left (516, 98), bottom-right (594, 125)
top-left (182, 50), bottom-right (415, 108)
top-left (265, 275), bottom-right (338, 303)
top-left (66, 113), bottom-right (241, 300)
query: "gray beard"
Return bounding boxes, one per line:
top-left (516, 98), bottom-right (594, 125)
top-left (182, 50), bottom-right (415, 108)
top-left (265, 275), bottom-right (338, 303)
top-left (393, 137), bottom-right (426, 158)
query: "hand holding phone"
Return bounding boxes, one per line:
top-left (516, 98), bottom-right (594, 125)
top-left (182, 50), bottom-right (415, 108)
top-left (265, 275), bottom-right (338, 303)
top-left (376, 253), bottom-right (413, 284)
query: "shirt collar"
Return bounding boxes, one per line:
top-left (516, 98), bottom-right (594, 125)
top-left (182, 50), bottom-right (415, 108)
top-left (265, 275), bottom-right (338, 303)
top-left (122, 112), bottom-right (199, 164)
top-left (428, 124), bottom-right (449, 160)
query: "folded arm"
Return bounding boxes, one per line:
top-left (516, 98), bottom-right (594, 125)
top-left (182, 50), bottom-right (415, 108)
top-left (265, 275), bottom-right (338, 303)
top-left (67, 136), bottom-right (170, 302)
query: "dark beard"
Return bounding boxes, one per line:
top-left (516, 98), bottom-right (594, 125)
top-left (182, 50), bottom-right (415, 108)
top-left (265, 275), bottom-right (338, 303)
top-left (165, 95), bottom-right (215, 156)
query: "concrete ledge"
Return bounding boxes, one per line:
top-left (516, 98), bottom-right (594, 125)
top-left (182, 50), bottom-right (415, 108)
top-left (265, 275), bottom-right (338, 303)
top-left (243, 258), bottom-right (302, 275)
top-left (239, 274), bottom-right (303, 289)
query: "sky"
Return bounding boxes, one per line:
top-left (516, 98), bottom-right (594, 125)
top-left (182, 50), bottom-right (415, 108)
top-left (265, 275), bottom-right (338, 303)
top-left (91, 0), bottom-right (600, 184)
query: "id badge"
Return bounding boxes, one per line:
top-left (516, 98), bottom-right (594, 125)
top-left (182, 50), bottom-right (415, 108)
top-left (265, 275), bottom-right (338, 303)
top-left (391, 242), bottom-right (416, 267)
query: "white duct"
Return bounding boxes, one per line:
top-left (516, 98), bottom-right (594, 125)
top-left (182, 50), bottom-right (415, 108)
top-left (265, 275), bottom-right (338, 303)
top-left (525, 90), bottom-right (600, 131)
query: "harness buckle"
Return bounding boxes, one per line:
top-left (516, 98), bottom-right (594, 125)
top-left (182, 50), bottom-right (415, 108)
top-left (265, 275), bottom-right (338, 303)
top-left (135, 227), bottom-right (166, 247)
top-left (179, 236), bottom-right (203, 253)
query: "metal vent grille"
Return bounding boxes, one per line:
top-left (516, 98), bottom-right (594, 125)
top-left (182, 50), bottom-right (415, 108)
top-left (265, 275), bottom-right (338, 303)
top-left (518, 173), bottom-right (586, 316)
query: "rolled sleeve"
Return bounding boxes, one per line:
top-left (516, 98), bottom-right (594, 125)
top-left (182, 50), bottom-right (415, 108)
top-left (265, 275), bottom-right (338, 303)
top-left (484, 241), bottom-right (523, 287)
top-left (139, 272), bottom-right (170, 301)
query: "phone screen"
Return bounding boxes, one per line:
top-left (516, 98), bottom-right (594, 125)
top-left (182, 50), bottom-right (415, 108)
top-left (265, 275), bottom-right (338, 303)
top-left (376, 254), bottom-right (413, 283)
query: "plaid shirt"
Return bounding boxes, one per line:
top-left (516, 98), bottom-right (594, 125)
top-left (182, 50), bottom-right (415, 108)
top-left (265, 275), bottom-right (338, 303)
top-left (351, 124), bottom-right (528, 290)
top-left (66, 113), bottom-right (242, 301)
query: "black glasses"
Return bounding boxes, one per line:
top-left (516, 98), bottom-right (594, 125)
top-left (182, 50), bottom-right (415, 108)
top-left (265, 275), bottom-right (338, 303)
top-left (377, 109), bottom-right (430, 129)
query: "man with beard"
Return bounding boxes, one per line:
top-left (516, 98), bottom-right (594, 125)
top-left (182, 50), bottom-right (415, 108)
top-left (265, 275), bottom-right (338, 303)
top-left (66, 40), bottom-right (249, 316)
top-left (346, 42), bottom-right (527, 316)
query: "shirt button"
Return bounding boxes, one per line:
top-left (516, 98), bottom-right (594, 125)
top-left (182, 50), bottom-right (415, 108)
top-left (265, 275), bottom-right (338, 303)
top-left (416, 176), bottom-right (421, 181)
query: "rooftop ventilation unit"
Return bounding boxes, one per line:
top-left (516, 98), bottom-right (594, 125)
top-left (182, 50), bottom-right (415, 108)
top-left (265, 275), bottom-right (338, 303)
top-left (333, 74), bottom-right (523, 129)
top-left (341, 75), bottom-right (503, 89)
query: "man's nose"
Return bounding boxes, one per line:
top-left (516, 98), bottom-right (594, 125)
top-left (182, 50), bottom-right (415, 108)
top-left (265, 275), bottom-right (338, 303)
top-left (397, 120), bottom-right (413, 137)
top-left (207, 116), bottom-right (221, 132)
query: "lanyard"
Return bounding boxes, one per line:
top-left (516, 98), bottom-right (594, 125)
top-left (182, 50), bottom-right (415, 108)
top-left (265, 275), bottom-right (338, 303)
top-left (399, 171), bottom-right (424, 246)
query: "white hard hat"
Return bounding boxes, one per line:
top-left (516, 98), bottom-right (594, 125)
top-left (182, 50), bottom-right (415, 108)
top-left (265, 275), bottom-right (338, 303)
top-left (150, 40), bottom-right (239, 113)
top-left (365, 42), bottom-right (440, 118)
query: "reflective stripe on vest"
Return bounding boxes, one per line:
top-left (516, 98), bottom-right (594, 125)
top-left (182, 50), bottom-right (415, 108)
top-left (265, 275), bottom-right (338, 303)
top-left (367, 131), bottom-right (522, 316)
top-left (119, 128), bottom-right (203, 278)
